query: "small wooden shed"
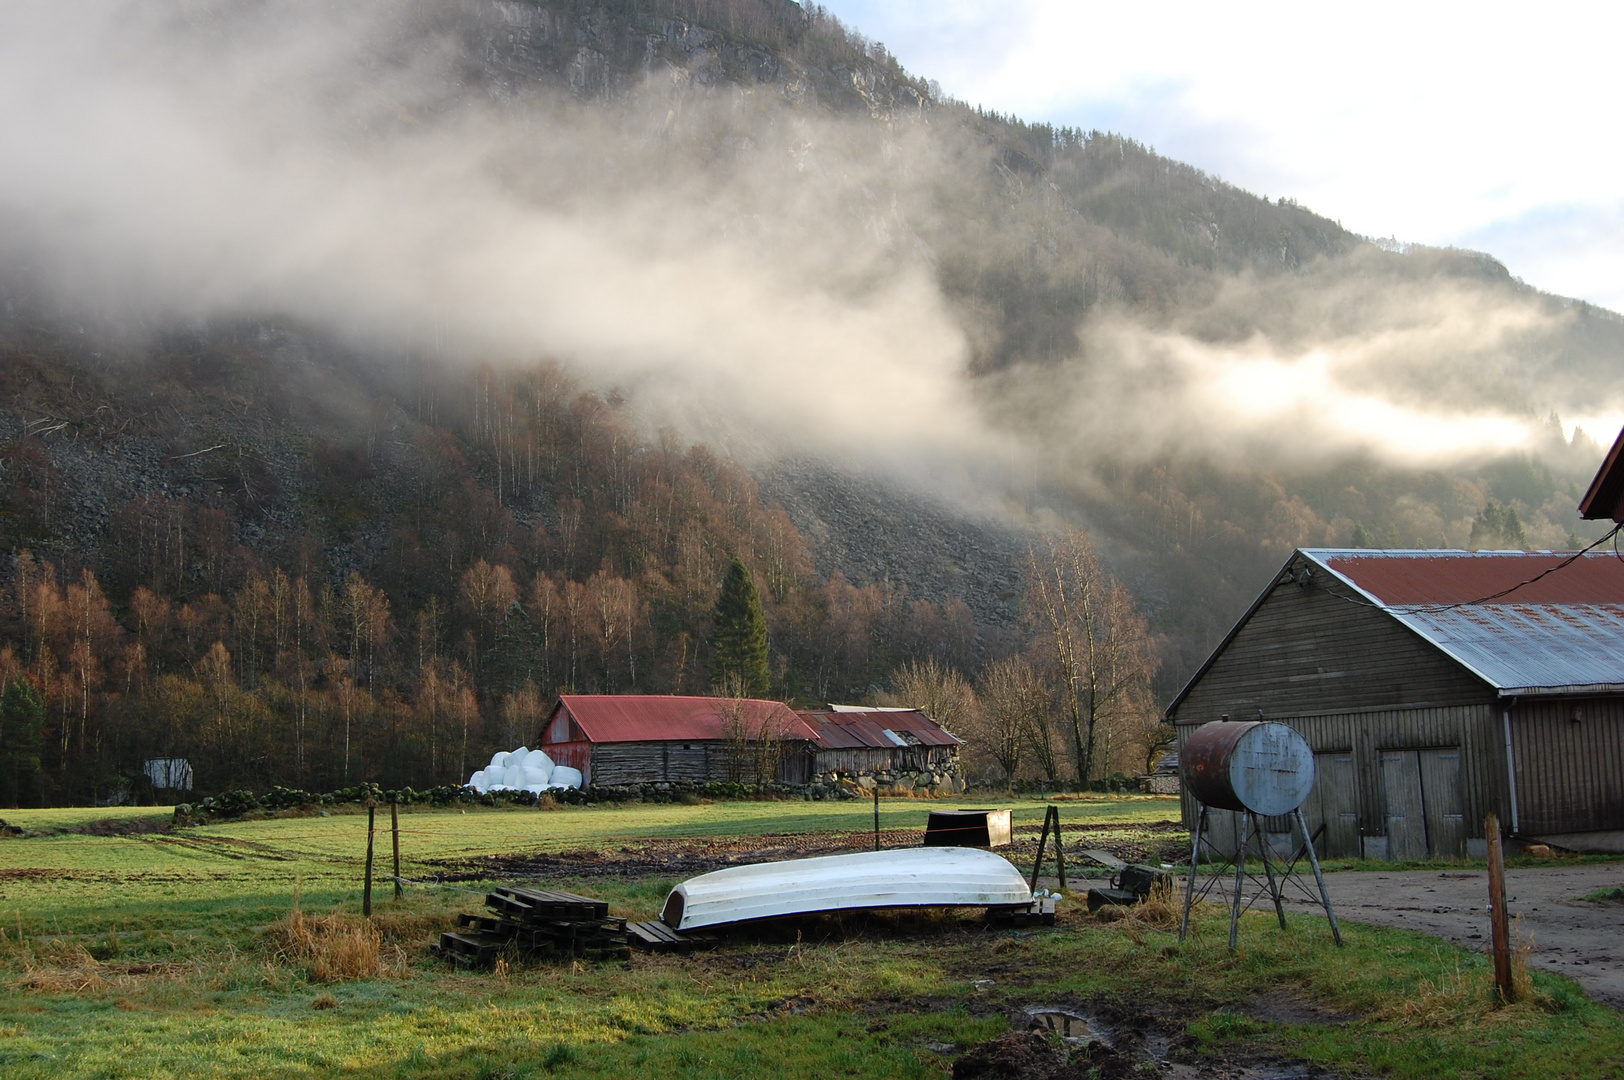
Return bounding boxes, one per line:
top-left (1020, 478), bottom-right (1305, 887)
top-left (1167, 548), bottom-right (1624, 857)
top-left (795, 708), bottom-right (963, 783)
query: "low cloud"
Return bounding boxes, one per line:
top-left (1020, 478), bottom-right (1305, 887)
top-left (0, 1), bottom-right (1613, 504)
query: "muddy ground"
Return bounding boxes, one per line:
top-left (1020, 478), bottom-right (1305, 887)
top-left (428, 819), bottom-right (1191, 881)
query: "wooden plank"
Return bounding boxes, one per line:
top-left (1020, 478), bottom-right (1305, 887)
top-left (1419, 747), bottom-right (1467, 857)
top-left (1381, 750), bottom-right (1428, 860)
top-left (1081, 849), bottom-right (1126, 871)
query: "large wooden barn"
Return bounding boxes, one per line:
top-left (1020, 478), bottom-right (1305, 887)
top-left (1167, 548), bottom-right (1624, 857)
top-left (539, 695), bottom-right (818, 787)
top-left (538, 695), bottom-right (962, 790)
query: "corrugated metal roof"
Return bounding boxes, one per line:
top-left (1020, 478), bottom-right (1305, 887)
top-left (1302, 549), bottom-right (1624, 695)
top-left (797, 709), bottom-right (962, 749)
top-left (1387, 603), bottom-right (1624, 696)
top-left (1308, 548), bottom-right (1624, 606)
top-left (554, 695), bottom-right (817, 744)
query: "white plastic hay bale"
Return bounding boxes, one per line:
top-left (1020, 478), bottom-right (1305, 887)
top-left (523, 759), bottom-right (553, 785)
top-left (504, 763), bottom-right (528, 787)
top-left (551, 766), bottom-right (583, 789)
top-left (468, 769), bottom-right (487, 792)
top-left (529, 749), bottom-right (555, 773)
top-left (525, 783), bottom-right (545, 794)
top-left (489, 751), bottom-right (509, 770)
top-left (510, 746), bottom-right (531, 765)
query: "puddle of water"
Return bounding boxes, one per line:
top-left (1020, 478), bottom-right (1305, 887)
top-left (1022, 1004), bottom-right (1106, 1046)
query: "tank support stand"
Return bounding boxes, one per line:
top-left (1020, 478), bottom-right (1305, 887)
top-left (1180, 801), bottom-right (1341, 949)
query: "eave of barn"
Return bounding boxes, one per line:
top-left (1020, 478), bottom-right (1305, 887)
top-left (1168, 551), bottom-right (1494, 723)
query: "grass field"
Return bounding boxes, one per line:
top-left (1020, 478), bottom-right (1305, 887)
top-left (0, 794), bottom-right (1619, 1079)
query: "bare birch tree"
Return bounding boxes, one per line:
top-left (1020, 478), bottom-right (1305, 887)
top-left (1023, 529), bottom-right (1158, 783)
top-left (975, 655), bottom-right (1048, 787)
top-left (884, 657), bottom-right (977, 735)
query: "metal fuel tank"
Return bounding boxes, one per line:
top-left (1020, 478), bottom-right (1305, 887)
top-left (1180, 720), bottom-right (1314, 816)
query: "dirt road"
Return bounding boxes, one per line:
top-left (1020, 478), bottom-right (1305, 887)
top-left (1275, 864), bottom-right (1624, 1007)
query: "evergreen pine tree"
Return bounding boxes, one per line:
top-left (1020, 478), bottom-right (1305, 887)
top-left (0, 677), bottom-right (44, 809)
top-left (1469, 500), bottom-right (1528, 550)
top-left (711, 559), bottom-right (771, 698)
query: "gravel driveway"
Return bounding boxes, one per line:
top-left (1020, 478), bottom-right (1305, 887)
top-left (1273, 864), bottom-right (1624, 1007)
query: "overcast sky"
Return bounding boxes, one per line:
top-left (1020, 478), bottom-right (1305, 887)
top-left (819, 1), bottom-right (1624, 313)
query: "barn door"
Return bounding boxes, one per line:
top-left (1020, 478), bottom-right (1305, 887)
top-left (1380, 750), bottom-right (1429, 860)
top-left (1418, 748), bottom-right (1467, 857)
top-left (1306, 752), bottom-right (1360, 858)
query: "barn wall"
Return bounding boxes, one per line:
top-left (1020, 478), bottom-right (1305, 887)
top-left (543, 741), bottom-right (593, 784)
top-left (1511, 698), bottom-right (1624, 836)
top-left (811, 746), bottom-right (957, 775)
top-left (1171, 569), bottom-right (1489, 725)
top-left (590, 741), bottom-right (727, 785)
top-left (1178, 704), bottom-right (1504, 856)
top-left (585, 740), bottom-right (819, 786)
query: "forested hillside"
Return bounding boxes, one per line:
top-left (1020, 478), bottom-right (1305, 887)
top-left (1, 0), bottom-right (1620, 802)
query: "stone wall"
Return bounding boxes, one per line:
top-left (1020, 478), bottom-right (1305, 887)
top-left (803, 758), bottom-right (966, 800)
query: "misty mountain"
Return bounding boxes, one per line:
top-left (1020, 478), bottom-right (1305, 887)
top-left (3, 0), bottom-right (1622, 722)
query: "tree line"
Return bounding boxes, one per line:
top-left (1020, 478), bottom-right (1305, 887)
top-left (0, 525), bottom-right (1162, 805)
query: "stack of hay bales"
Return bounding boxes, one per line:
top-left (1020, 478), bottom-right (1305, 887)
top-left (464, 746), bottom-right (583, 794)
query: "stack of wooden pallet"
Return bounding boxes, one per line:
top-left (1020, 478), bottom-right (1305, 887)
top-left (437, 887), bottom-right (629, 967)
top-left (625, 919), bottom-right (718, 954)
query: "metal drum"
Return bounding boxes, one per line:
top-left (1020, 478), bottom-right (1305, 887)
top-left (1181, 720), bottom-right (1314, 815)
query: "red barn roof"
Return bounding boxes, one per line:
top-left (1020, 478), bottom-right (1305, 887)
top-left (549, 695), bottom-right (816, 744)
top-left (1317, 549), bottom-right (1624, 606)
top-left (797, 709), bottom-right (962, 748)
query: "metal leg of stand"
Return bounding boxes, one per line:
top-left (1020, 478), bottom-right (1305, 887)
top-left (1180, 805), bottom-right (1205, 942)
top-left (1295, 807), bottom-right (1343, 947)
top-left (1255, 812), bottom-right (1287, 930)
top-left (1229, 812), bottom-right (1249, 951)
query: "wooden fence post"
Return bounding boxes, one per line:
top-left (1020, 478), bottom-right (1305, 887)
top-left (392, 800), bottom-right (402, 901)
top-left (363, 802), bottom-right (376, 918)
top-left (1486, 812), bottom-right (1514, 1003)
top-left (873, 789), bottom-right (880, 851)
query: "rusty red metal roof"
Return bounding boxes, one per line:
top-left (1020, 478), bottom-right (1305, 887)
top-left (797, 709), bottom-right (962, 749)
top-left (1580, 426), bottom-right (1624, 521)
top-left (552, 695), bottom-right (817, 744)
top-left (1311, 549), bottom-right (1624, 606)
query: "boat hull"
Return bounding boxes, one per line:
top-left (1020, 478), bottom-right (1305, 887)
top-left (659, 847), bottom-right (1032, 931)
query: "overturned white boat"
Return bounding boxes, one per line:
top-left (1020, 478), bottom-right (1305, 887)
top-left (660, 847), bottom-right (1032, 932)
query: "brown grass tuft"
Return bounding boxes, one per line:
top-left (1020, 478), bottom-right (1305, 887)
top-left (264, 908), bottom-right (402, 983)
top-left (1092, 878), bottom-right (1189, 943)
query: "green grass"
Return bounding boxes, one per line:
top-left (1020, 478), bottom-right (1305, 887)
top-left (0, 794), bottom-right (1618, 1079)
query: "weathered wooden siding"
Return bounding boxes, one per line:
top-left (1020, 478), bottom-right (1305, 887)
top-left (543, 741), bottom-right (593, 783)
top-left (1171, 566), bottom-right (1490, 724)
top-left (587, 740), bottom-right (818, 786)
top-left (1178, 704), bottom-right (1503, 853)
top-left (812, 746), bottom-right (957, 775)
top-left (1511, 698), bottom-right (1624, 835)
top-left (590, 741), bottom-right (726, 784)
